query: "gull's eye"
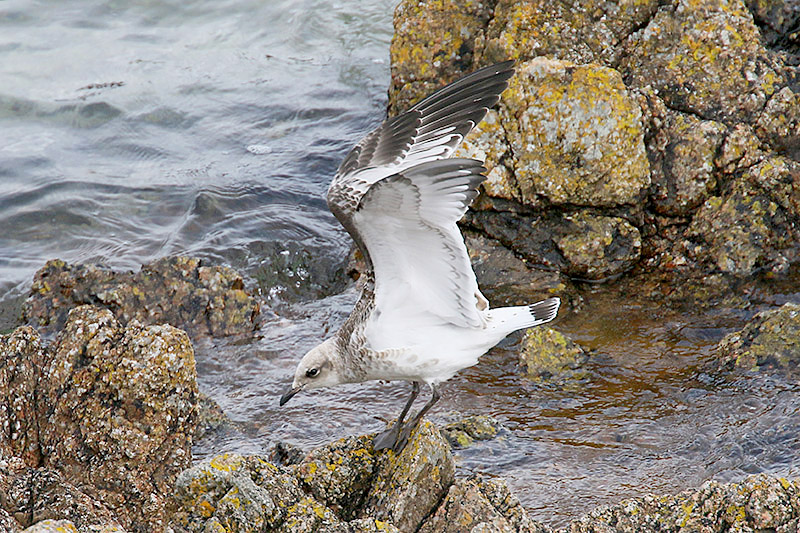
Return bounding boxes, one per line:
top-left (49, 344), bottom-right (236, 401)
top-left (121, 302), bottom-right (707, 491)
top-left (305, 368), bottom-right (319, 378)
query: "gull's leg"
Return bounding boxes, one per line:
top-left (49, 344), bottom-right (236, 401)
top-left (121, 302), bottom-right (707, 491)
top-left (373, 381), bottom-right (420, 450)
top-left (393, 383), bottom-right (441, 453)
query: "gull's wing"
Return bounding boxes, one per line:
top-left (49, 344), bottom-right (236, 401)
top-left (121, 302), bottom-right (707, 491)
top-left (352, 158), bottom-right (487, 328)
top-left (328, 61), bottom-right (515, 266)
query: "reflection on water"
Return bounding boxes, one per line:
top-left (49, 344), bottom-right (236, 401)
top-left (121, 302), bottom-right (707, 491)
top-left (1, 0), bottom-right (798, 529)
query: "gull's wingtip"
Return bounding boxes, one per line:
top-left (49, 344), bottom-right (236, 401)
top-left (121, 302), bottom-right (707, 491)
top-left (529, 297), bottom-right (560, 324)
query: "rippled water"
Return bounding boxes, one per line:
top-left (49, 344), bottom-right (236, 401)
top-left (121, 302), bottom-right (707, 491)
top-left (2, 1), bottom-right (798, 530)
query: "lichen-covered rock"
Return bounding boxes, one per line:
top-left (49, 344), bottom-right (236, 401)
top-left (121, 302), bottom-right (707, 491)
top-left (555, 213), bottom-right (641, 280)
top-left (22, 257), bottom-right (259, 337)
top-left (0, 306), bottom-right (198, 532)
top-left (441, 415), bottom-right (503, 449)
top-left (0, 327), bottom-right (47, 465)
top-left (172, 452), bottom-right (303, 532)
top-left (0, 455), bottom-right (121, 532)
top-left (711, 302), bottom-right (800, 373)
top-left (501, 58), bottom-right (650, 208)
top-left (318, 518), bottom-right (400, 533)
top-left (746, 0), bottom-right (800, 60)
top-left (419, 475), bottom-right (551, 533)
top-left (756, 86), bottom-right (800, 157)
top-left (21, 520), bottom-right (79, 533)
top-left (568, 474), bottom-right (799, 532)
top-left (359, 420), bottom-right (455, 531)
top-left (293, 435), bottom-right (377, 519)
top-left (687, 161), bottom-right (797, 275)
top-left (519, 327), bottom-right (589, 386)
top-left (620, 0), bottom-right (783, 124)
top-left (172, 421), bottom-right (452, 532)
top-left (389, 0), bottom-right (495, 114)
top-left (647, 111), bottom-right (726, 216)
top-left (0, 508), bottom-right (21, 533)
top-left (477, 0), bottom-right (660, 67)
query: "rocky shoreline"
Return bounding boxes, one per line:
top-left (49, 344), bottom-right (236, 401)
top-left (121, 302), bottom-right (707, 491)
top-left (3, 0), bottom-right (800, 530)
top-left (2, 257), bottom-right (799, 532)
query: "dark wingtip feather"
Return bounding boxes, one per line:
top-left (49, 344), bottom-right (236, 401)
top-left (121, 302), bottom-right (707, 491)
top-left (529, 297), bottom-right (560, 323)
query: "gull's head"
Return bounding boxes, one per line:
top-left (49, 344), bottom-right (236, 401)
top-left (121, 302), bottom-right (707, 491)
top-left (279, 338), bottom-right (342, 406)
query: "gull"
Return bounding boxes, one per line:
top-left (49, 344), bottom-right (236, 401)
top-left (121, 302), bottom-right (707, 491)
top-left (280, 61), bottom-right (560, 453)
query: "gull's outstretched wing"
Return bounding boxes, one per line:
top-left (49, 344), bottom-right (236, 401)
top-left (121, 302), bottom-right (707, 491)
top-left (352, 158), bottom-right (487, 328)
top-left (328, 61), bottom-right (515, 266)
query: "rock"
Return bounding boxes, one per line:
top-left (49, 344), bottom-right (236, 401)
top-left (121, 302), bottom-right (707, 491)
top-left (519, 327), bottom-right (590, 385)
top-left (568, 474), bottom-right (799, 532)
top-left (715, 123), bottom-right (767, 174)
top-left (0, 306), bottom-right (198, 531)
top-left (477, 0), bottom-right (660, 67)
top-left (389, 0), bottom-right (800, 288)
top-left (389, 0), bottom-right (495, 114)
top-left (501, 58), bottom-right (650, 208)
top-left (0, 454), bottom-right (121, 531)
top-left (293, 435), bottom-right (377, 519)
top-left (194, 392), bottom-right (229, 441)
top-left (464, 230), bottom-right (564, 306)
top-left (419, 475), bottom-right (551, 533)
top-left (711, 302), bottom-right (800, 373)
top-left (21, 520), bottom-right (78, 533)
top-left (0, 327), bottom-right (48, 466)
top-left (172, 421), bottom-right (452, 532)
top-left (172, 452), bottom-right (304, 532)
top-left (687, 163), bottom-right (796, 275)
top-left (746, 0), bottom-right (800, 62)
top-left (359, 420), bottom-right (455, 531)
top-left (441, 415), bottom-right (503, 449)
top-left (620, 0), bottom-right (783, 124)
top-left (756, 86), bottom-right (800, 158)
top-left (647, 110), bottom-right (726, 216)
top-left (22, 257), bottom-right (259, 338)
top-left (555, 213), bottom-right (642, 280)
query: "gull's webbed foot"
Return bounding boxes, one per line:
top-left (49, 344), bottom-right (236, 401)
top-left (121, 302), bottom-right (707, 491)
top-left (392, 423), bottom-right (417, 454)
top-left (373, 423), bottom-right (401, 451)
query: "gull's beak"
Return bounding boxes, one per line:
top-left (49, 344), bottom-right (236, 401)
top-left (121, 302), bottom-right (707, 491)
top-left (279, 384), bottom-right (303, 406)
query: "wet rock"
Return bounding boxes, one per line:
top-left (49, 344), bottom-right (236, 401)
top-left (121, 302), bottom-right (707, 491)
top-left (556, 213), bottom-right (642, 280)
top-left (0, 306), bottom-right (198, 531)
top-left (441, 415), bottom-right (503, 449)
top-left (519, 327), bottom-right (590, 385)
top-left (501, 58), bottom-right (650, 208)
top-left (22, 256), bottom-right (259, 338)
top-left (711, 302), bottom-right (800, 373)
top-left (464, 230), bottom-right (564, 306)
top-left (620, 0), bottom-right (783, 124)
top-left (419, 475), bottom-right (551, 533)
top-left (389, 0), bottom-right (495, 114)
top-left (268, 441), bottom-right (306, 467)
top-left (568, 474), bottom-right (799, 532)
top-left (647, 111), bottom-right (726, 216)
top-left (194, 392), bottom-right (229, 441)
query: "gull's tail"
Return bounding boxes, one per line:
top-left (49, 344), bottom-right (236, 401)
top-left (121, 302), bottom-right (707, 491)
top-left (488, 297), bottom-right (561, 334)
